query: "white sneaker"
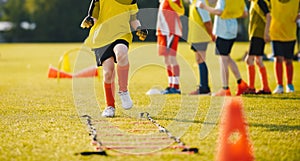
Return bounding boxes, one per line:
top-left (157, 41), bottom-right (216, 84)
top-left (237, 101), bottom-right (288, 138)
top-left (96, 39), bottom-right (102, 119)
top-left (119, 91), bottom-right (133, 110)
top-left (273, 85), bottom-right (284, 94)
top-left (286, 84), bottom-right (295, 93)
top-left (102, 106), bottom-right (115, 117)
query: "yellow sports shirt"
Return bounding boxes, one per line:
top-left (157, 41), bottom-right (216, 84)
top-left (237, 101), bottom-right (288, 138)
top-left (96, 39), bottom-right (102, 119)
top-left (188, 0), bottom-right (211, 43)
top-left (85, 0), bottom-right (138, 48)
top-left (270, 0), bottom-right (299, 41)
top-left (220, 0), bottom-right (245, 19)
top-left (248, 0), bottom-right (270, 39)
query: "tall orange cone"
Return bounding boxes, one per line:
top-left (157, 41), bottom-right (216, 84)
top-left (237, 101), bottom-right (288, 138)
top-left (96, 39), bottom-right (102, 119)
top-left (74, 66), bottom-right (99, 78)
top-left (216, 97), bottom-right (254, 161)
top-left (48, 65), bottom-right (73, 78)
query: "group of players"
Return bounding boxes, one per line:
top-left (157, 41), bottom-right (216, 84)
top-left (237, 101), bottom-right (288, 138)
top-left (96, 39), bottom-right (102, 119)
top-left (80, 0), bottom-right (299, 117)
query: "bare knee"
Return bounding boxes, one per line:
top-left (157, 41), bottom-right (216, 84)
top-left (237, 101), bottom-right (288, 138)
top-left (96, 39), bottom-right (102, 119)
top-left (255, 57), bottom-right (264, 67)
top-left (246, 55), bottom-right (255, 65)
top-left (285, 58), bottom-right (293, 65)
top-left (114, 44), bottom-right (129, 66)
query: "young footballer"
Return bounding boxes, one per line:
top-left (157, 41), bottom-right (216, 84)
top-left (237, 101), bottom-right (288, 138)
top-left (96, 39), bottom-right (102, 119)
top-left (245, 0), bottom-right (271, 94)
top-left (265, 0), bottom-right (299, 93)
top-left (81, 0), bottom-right (148, 117)
top-left (188, 0), bottom-right (215, 95)
top-left (199, 0), bottom-right (249, 96)
top-left (157, 0), bottom-right (185, 94)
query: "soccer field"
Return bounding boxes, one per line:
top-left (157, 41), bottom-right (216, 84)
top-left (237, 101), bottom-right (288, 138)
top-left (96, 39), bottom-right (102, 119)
top-left (0, 42), bottom-right (299, 161)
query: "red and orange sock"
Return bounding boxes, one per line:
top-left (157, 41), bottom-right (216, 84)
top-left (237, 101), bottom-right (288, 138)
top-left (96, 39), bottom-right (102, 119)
top-left (117, 64), bottom-right (129, 92)
top-left (172, 65), bottom-right (180, 89)
top-left (247, 65), bottom-right (255, 89)
top-left (104, 82), bottom-right (115, 107)
top-left (286, 63), bottom-right (293, 84)
top-left (259, 66), bottom-right (270, 91)
top-left (275, 62), bottom-right (283, 86)
top-left (167, 65), bottom-right (173, 87)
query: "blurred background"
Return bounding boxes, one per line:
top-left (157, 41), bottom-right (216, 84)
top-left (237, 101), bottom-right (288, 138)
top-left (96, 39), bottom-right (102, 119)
top-left (0, 0), bottom-right (250, 43)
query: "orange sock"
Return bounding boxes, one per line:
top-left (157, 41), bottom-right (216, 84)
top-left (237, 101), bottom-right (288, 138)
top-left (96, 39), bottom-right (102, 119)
top-left (259, 66), bottom-right (270, 91)
top-left (104, 83), bottom-right (115, 107)
top-left (167, 65), bottom-right (173, 87)
top-left (172, 65), bottom-right (180, 89)
top-left (286, 63), bottom-right (293, 84)
top-left (275, 62), bottom-right (283, 86)
top-left (117, 64), bottom-right (129, 92)
top-left (247, 65), bottom-right (255, 89)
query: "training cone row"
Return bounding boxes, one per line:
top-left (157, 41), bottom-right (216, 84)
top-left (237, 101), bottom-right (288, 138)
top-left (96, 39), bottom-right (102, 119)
top-left (216, 97), bottom-right (254, 161)
top-left (48, 65), bottom-right (99, 78)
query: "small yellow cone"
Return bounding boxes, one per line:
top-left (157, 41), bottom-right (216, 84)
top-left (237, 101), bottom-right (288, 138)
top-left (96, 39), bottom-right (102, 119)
top-left (62, 54), bottom-right (71, 72)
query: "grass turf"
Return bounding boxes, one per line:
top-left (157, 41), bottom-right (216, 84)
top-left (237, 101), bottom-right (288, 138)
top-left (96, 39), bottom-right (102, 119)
top-left (0, 42), bottom-right (299, 161)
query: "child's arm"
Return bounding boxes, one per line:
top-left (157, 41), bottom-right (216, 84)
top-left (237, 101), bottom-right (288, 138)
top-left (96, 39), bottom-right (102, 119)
top-left (80, 0), bottom-right (99, 29)
top-left (264, 13), bottom-right (271, 42)
top-left (130, 15), bottom-right (148, 41)
top-left (197, 1), bottom-right (222, 16)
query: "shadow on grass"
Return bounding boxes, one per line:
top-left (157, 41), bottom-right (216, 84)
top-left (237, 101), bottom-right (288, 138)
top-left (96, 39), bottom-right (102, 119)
top-left (249, 123), bottom-right (300, 131)
top-left (243, 93), bottom-right (300, 100)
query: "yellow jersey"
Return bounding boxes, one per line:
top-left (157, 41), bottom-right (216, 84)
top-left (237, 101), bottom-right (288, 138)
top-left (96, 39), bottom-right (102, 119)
top-left (270, 0), bottom-right (299, 41)
top-left (85, 0), bottom-right (138, 48)
top-left (249, 0), bottom-right (270, 39)
top-left (188, 0), bottom-right (211, 43)
top-left (220, 0), bottom-right (245, 19)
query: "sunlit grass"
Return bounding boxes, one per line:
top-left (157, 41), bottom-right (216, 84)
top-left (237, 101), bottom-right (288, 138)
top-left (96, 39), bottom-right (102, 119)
top-left (0, 42), bottom-right (299, 161)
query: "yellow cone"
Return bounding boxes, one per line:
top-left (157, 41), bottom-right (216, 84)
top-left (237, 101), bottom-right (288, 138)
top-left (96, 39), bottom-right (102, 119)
top-left (62, 54), bottom-right (71, 72)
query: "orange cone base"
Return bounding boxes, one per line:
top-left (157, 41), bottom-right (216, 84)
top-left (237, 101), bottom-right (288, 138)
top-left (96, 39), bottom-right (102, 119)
top-left (216, 97), bottom-right (254, 161)
top-left (48, 65), bottom-right (73, 78)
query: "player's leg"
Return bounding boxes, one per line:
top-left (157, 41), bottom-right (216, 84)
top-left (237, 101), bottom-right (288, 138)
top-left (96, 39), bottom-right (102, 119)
top-left (283, 40), bottom-right (296, 93)
top-left (285, 58), bottom-right (294, 92)
top-left (245, 55), bottom-right (256, 94)
top-left (93, 44), bottom-right (117, 117)
top-left (272, 41), bottom-right (285, 94)
top-left (189, 43), bottom-right (210, 95)
top-left (102, 57), bottom-right (116, 117)
top-left (255, 56), bottom-right (271, 94)
top-left (158, 35), bottom-right (173, 93)
top-left (160, 35), bottom-right (180, 94)
top-left (213, 37), bottom-right (231, 96)
top-left (163, 55), bottom-right (173, 90)
top-left (246, 37), bottom-right (259, 94)
top-left (114, 41), bottom-right (133, 109)
top-left (169, 55), bottom-right (180, 93)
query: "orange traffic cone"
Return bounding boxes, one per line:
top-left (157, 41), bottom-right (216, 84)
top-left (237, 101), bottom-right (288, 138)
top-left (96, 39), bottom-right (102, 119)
top-left (48, 65), bottom-right (73, 78)
top-left (73, 66), bottom-right (99, 78)
top-left (216, 97), bottom-right (254, 161)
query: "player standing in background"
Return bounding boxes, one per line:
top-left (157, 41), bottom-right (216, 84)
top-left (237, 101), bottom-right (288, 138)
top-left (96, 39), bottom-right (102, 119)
top-left (265, 0), bottom-right (299, 94)
top-left (199, 0), bottom-right (249, 96)
top-left (244, 0), bottom-right (271, 94)
top-left (188, 0), bottom-right (215, 95)
top-left (81, 0), bottom-right (148, 117)
top-left (157, 0), bottom-right (185, 94)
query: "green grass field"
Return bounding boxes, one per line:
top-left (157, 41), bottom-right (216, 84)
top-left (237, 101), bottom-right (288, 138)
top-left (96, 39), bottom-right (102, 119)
top-left (0, 42), bottom-right (299, 161)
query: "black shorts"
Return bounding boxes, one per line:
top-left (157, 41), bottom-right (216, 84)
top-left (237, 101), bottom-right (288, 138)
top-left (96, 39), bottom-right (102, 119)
top-left (249, 37), bottom-right (265, 56)
top-left (215, 37), bottom-right (236, 56)
top-left (272, 40), bottom-right (296, 59)
top-left (191, 42), bottom-right (209, 52)
top-left (93, 39), bottom-right (129, 66)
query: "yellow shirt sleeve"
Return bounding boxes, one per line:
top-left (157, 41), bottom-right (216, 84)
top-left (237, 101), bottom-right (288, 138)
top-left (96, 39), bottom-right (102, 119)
top-left (168, 0), bottom-right (185, 16)
top-left (91, 1), bottom-right (100, 19)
